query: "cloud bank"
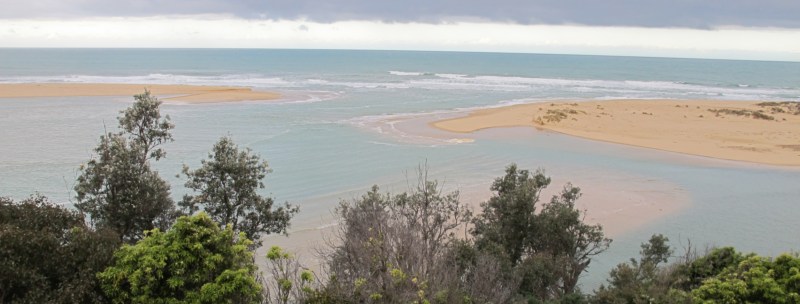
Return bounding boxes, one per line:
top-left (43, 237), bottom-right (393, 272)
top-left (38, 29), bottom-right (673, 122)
top-left (2, 1), bottom-right (798, 61)
top-left (2, 17), bottom-right (799, 61)
top-left (2, 0), bottom-right (800, 29)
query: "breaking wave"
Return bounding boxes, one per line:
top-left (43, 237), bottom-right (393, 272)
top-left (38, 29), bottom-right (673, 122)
top-left (3, 72), bottom-right (797, 100)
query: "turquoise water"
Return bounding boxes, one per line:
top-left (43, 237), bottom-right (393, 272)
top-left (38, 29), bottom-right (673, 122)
top-left (1, 49), bottom-right (799, 289)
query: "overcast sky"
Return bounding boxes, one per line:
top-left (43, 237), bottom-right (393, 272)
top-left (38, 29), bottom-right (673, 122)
top-left (3, 0), bottom-right (800, 28)
top-left (1, 0), bottom-right (799, 61)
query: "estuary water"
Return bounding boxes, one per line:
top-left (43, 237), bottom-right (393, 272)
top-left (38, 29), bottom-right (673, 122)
top-left (1, 49), bottom-right (799, 288)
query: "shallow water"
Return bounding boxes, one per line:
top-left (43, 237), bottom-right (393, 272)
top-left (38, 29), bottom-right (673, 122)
top-left (1, 49), bottom-right (799, 289)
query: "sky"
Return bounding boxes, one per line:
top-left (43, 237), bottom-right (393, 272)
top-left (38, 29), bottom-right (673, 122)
top-left (1, 0), bottom-right (799, 61)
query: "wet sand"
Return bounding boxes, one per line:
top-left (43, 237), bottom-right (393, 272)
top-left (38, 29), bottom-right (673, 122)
top-left (0, 83), bottom-right (280, 103)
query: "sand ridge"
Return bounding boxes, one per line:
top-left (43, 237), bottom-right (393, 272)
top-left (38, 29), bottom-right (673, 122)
top-left (432, 99), bottom-right (800, 166)
top-left (0, 83), bottom-right (280, 103)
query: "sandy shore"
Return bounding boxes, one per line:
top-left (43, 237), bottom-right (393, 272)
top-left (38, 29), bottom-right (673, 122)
top-left (433, 99), bottom-right (800, 166)
top-left (0, 83), bottom-right (280, 103)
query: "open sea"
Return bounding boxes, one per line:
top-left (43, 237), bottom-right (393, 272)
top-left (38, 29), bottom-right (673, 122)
top-left (1, 49), bottom-right (799, 289)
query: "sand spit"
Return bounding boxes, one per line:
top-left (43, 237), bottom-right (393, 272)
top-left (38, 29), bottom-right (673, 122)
top-left (0, 83), bottom-right (280, 103)
top-left (433, 99), bottom-right (800, 166)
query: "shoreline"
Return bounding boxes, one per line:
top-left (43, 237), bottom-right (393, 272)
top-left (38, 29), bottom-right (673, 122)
top-left (432, 99), bottom-right (800, 167)
top-left (0, 83), bottom-right (280, 103)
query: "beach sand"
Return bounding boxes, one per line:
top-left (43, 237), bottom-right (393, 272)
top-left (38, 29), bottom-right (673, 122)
top-left (0, 83), bottom-right (280, 103)
top-left (433, 99), bottom-right (800, 166)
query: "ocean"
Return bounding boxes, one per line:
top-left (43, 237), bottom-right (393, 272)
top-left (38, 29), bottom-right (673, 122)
top-left (1, 48), bottom-right (799, 289)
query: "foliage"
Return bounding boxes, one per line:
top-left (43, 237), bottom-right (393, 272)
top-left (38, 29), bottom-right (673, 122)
top-left (75, 91), bottom-right (177, 243)
top-left (97, 212), bottom-right (262, 304)
top-left (532, 184), bottom-right (611, 297)
top-left (592, 236), bottom-right (800, 304)
top-left (756, 101), bottom-right (800, 115)
top-left (679, 246), bottom-right (746, 290)
top-left (320, 168), bottom-right (508, 303)
top-left (472, 164), bottom-right (551, 266)
top-left (180, 136), bottom-right (298, 248)
top-left (593, 234), bottom-right (688, 304)
top-left (472, 164), bottom-right (610, 300)
top-left (263, 246), bottom-right (322, 304)
top-left (691, 254), bottom-right (800, 303)
top-left (0, 195), bottom-right (120, 303)
top-left (707, 108), bottom-right (775, 120)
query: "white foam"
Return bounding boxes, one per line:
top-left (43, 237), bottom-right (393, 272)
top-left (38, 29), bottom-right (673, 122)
top-left (0, 74), bottom-right (296, 88)
top-left (434, 73), bottom-right (470, 79)
top-left (274, 90), bottom-right (343, 104)
top-left (340, 99), bottom-right (552, 146)
top-left (3, 73), bottom-right (796, 101)
top-left (300, 77), bottom-right (410, 89)
top-left (388, 71), bottom-right (428, 76)
top-left (343, 110), bottom-right (460, 146)
top-left (447, 138), bottom-right (475, 144)
top-left (401, 74), bottom-right (799, 99)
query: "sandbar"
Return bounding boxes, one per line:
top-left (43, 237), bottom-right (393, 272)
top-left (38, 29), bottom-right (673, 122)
top-left (0, 83), bottom-right (280, 103)
top-left (253, 174), bottom-right (689, 276)
top-left (432, 99), bottom-right (800, 166)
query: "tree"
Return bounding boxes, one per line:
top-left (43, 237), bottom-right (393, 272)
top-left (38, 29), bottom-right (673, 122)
top-left (98, 212), bottom-right (262, 304)
top-left (263, 246), bottom-right (322, 304)
top-left (0, 195), bottom-right (120, 303)
top-left (471, 164), bottom-right (610, 301)
top-left (472, 164), bottom-right (551, 266)
top-left (691, 254), bottom-right (800, 303)
top-left (324, 185), bottom-right (447, 303)
top-left (75, 91), bottom-right (177, 243)
top-left (533, 185), bottom-right (611, 297)
top-left (679, 246), bottom-right (745, 290)
top-left (321, 170), bottom-right (511, 303)
top-left (593, 237), bottom-right (800, 304)
top-left (180, 136), bottom-right (298, 248)
top-left (593, 234), bottom-right (686, 304)
top-left (393, 169), bottom-right (474, 277)
top-left (444, 239), bottom-right (521, 303)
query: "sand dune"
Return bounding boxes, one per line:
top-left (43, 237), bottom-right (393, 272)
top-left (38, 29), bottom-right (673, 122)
top-left (433, 99), bottom-right (800, 166)
top-left (0, 83), bottom-right (280, 103)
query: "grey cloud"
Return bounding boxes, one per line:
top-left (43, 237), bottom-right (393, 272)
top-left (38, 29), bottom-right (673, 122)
top-left (2, 0), bottom-right (800, 28)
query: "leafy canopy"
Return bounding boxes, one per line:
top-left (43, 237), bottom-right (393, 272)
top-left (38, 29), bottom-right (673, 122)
top-left (323, 169), bottom-right (503, 304)
top-left (75, 91), bottom-right (177, 243)
top-left (98, 212), bottom-right (262, 304)
top-left (180, 136), bottom-right (298, 248)
top-left (593, 234), bottom-right (682, 304)
top-left (0, 195), bottom-right (119, 304)
top-left (472, 164), bottom-right (610, 300)
top-left (692, 253), bottom-right (800, 303)
top-left (472, 164), bottom-right (551, 266)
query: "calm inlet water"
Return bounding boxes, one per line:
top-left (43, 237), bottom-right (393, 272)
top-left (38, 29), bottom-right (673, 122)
top-left (1, 49), bottom-right (799, 288)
